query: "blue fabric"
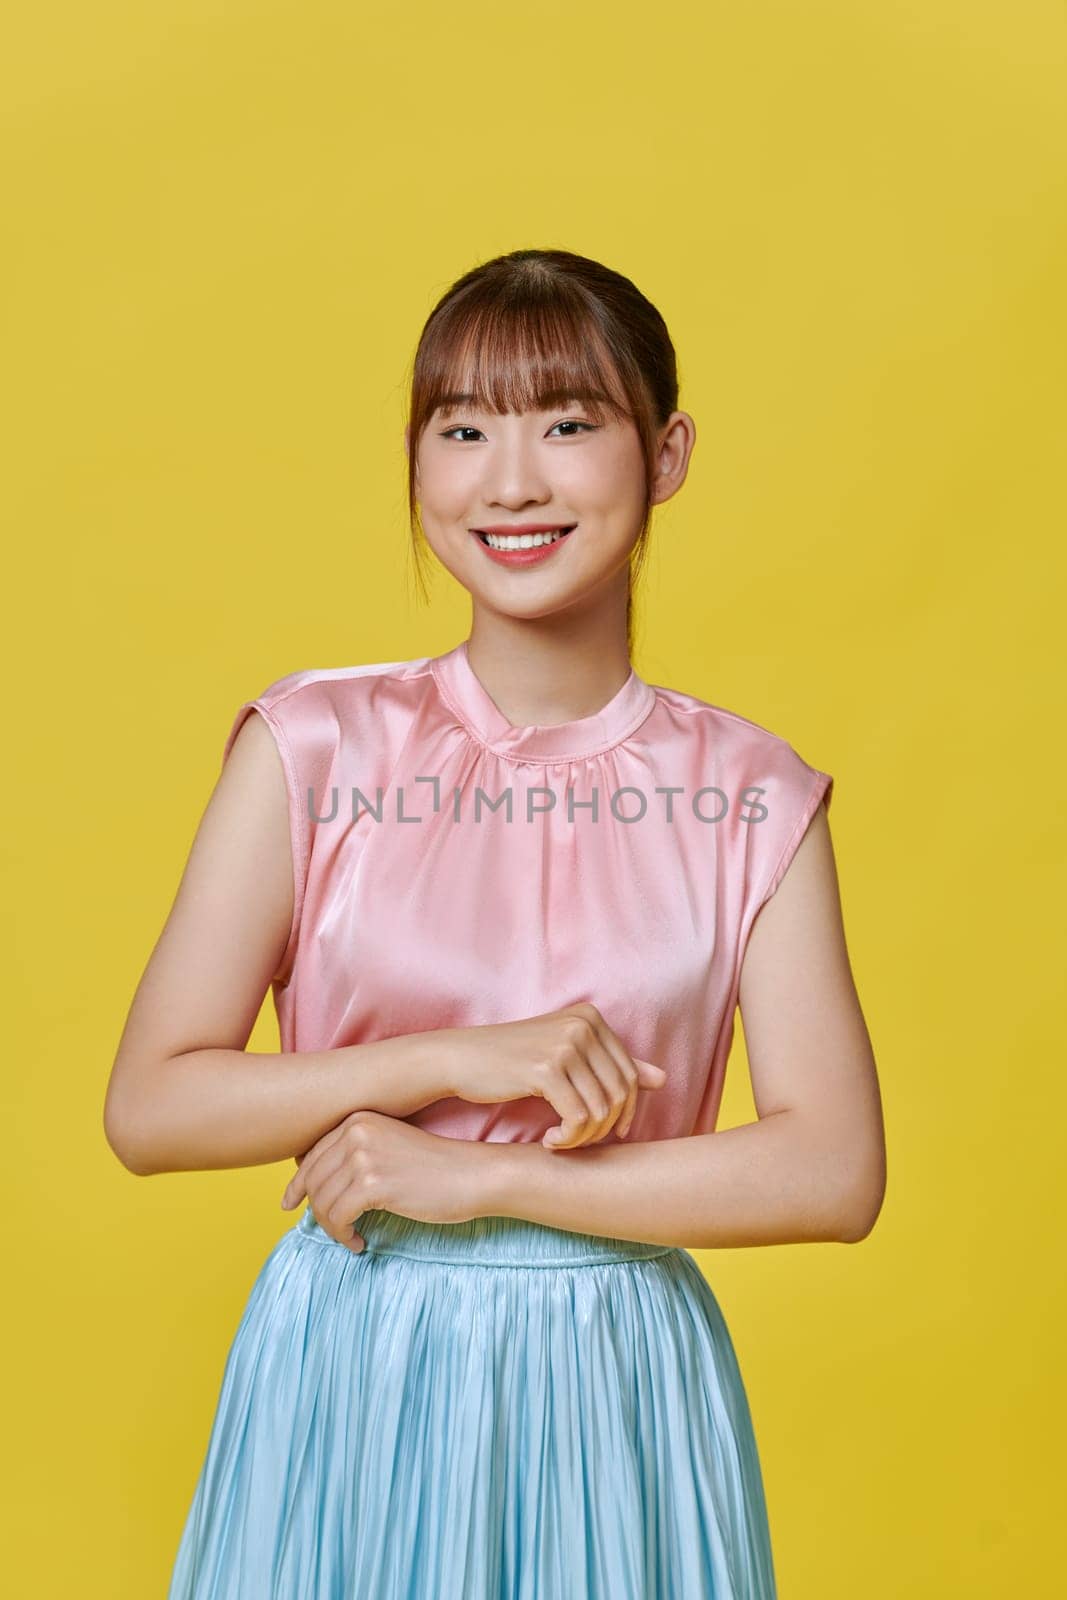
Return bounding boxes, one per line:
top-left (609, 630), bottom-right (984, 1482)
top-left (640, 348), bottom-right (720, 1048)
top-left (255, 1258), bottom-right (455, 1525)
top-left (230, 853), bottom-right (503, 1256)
top-left (168, 1208), bottom-right (777, 1598)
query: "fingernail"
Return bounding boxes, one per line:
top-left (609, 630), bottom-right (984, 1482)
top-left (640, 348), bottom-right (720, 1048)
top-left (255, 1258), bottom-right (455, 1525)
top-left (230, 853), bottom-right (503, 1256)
top-left (280, 1196), bottom-right (290, 1209)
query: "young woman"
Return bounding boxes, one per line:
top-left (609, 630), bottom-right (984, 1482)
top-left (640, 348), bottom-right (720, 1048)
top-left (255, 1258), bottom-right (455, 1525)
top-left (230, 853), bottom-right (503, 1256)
top-left (106, 247), bottom-right (884, 1598)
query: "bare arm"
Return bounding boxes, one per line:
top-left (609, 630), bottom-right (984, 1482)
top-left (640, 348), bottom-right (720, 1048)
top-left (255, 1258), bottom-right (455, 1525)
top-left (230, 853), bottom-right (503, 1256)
top-left (103, 710), bottom-right (457, 1177)
top-left (464, 801), bottom-right (887, 1248)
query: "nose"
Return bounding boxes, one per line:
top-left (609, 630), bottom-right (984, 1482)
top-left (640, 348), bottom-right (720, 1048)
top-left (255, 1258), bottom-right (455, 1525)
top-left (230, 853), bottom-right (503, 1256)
top-left (480, 425), bottom-right (553, 511)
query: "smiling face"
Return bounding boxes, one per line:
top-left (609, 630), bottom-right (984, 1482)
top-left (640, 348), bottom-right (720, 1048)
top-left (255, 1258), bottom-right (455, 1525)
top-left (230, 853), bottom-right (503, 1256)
top-left (408, 387), bottom-right (655, 622)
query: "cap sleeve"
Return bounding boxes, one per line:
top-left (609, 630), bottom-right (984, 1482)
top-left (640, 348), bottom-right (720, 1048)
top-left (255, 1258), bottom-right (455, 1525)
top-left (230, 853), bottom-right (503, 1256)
top-left (756, 763), bottom-right (834, 912)
top-left (221, 687), bottom-right (311, 984)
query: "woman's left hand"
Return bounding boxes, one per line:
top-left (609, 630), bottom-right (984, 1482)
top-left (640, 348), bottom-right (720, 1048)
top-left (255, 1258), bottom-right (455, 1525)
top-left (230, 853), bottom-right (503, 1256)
top-left (279, 1110), bottom-right (484, 1252)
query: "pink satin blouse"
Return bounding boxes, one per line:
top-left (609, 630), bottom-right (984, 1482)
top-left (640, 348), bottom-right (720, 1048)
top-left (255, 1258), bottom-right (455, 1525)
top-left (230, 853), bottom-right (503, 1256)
top-left (221, 638), bottom-right (833, 1146)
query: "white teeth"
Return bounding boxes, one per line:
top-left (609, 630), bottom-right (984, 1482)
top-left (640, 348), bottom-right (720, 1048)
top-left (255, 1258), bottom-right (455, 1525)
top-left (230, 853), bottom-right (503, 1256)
top-left (481, 528), bottom-right (572, 550)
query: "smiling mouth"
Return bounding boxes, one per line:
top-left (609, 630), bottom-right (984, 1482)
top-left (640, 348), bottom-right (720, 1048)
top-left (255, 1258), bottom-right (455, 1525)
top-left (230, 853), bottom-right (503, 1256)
top-left (475, 526), bottom-right (576, 549)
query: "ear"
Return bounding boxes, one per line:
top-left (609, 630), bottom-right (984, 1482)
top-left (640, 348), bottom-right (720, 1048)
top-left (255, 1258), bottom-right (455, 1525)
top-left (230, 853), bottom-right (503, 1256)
top-left (649, 411), bottom-right (696, 508)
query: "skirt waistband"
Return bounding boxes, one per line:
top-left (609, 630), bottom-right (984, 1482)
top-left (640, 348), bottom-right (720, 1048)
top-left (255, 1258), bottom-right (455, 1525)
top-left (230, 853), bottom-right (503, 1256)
top-left (295, 1206), bottom-right (676, 1267)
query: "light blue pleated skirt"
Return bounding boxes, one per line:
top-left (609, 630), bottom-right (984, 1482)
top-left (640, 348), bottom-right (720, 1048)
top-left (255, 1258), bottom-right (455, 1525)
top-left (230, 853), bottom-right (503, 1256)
top-left (167, 1206), bottom-right (777, 1599)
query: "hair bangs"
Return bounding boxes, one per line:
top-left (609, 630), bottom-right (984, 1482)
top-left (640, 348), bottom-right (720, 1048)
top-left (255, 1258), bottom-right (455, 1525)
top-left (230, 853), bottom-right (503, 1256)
top-left (419, 296), bottom-right (635, 427)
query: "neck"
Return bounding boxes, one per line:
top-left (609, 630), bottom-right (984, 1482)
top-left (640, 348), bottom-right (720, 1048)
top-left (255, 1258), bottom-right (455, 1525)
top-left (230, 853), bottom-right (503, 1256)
top-left (465, 610), bottom-right (633, 730)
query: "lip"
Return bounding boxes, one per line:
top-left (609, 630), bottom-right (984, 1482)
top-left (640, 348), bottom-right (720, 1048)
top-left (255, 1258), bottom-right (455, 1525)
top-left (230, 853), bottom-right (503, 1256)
top-left (471, 524), bottom-right (576, 569)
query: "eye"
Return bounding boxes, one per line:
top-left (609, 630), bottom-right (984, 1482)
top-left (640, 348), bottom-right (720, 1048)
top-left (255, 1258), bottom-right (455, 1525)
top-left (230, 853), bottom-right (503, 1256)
top-left (438, 426), bottom-right (484, 442)
top-left (438, 419), bottom-right (598, 442)
top-left (547, 420), bottom-right (598, 437)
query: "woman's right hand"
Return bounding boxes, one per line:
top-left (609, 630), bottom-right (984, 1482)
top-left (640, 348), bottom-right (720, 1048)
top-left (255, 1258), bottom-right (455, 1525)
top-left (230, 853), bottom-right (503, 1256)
top-left (444, 1002), bottom-right (667, 1150)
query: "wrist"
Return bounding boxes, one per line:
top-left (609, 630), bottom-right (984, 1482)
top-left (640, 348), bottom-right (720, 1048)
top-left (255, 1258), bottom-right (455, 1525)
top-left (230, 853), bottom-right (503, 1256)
top-left (339, 1032), bottom-right (460, 1119)
top-left (412, 1025), bottom-right (466, 1102)
top-left (460, 1132), bottom-right (508, 1216)
top-left (464, 1136), bottom-right (531, 1220)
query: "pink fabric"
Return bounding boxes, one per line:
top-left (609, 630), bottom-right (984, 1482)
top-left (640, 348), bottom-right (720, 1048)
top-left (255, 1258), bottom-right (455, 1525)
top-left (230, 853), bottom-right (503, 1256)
top-left (222, 639), bottom-right (833, 1145)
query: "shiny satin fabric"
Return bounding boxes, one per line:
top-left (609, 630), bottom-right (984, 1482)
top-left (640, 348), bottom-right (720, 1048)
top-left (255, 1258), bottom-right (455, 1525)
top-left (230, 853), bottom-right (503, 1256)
top-left (167, 1210), bottom-right (778, 1599)
top-left (219, 638), bottom-right (833, 1146)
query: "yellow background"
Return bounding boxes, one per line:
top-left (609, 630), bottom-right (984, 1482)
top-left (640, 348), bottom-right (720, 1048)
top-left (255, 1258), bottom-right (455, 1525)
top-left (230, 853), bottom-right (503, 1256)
top-left (4, 2), bottom-right (1064, 1594)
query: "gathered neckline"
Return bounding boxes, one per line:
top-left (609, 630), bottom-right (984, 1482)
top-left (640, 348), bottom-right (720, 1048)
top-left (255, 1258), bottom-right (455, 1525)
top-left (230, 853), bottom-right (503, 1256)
top-left (430, 638), bottom-right (657, 763)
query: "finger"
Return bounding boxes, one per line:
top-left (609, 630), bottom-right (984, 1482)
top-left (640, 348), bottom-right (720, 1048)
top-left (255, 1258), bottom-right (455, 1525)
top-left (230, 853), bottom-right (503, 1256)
top-left (569, 1040), bottom-right (630, 1144)
top-left (611, 1053), bottom-right (640, 1138)
top-left (620, 1057), bottom-right (669, 1136)
top-left (584, 1022), bottom-right (643, 1138)
top-left (311, 1207), bottom-right (366, 1254)
top-left (544, 1047), bottom-right (621, 1150)
top-left (282, 1149), bottom-right (308, 1204)
top-left (317, 1179), bottom-right (368, 1252)
top-left (591, 1036), bottom-right (639, 1138)
top-left (296, 1139), bottom-right (362, 1225)
top-left (544, 1010), bottom-right (618, 1149)
top-left (632, 1055), bottom-right (668, 1085)
top-left (592, 1023), bottom-right (666, 1092)
top-left (283, 1158), bottom-right (317, 1209)
top-left (542, 1064), bottom-right (594, 1151)
top-left (281, 1124), bottom-right (349, 1209)
top-left (312, 1155), bottom-right (366, 1227)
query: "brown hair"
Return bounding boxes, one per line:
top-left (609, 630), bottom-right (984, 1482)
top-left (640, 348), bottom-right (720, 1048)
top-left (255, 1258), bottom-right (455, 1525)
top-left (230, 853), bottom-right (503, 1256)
top-left (405, 248), bottom-right (679, 656)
